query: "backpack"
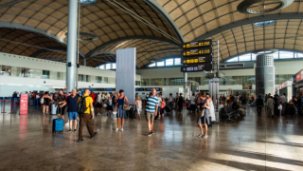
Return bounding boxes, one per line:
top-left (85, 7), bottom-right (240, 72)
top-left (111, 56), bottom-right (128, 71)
top-left (78, 96), bottom-right (88, 114)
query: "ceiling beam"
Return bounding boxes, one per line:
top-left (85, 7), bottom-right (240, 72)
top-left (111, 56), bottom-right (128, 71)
top-left (145, 0), bottom-right (184, 43)
top-left (195, 12), bottom-right (303, 41)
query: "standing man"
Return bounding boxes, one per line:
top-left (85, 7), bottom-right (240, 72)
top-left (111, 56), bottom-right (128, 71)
top-left (67, 89), bottom-right (79, 132)
top-left (146, 88), bottom-right (159, 136)
top-left (57, 90), bottom-right (67, 119)
top-left (78, 88), bottom-right (97, 142)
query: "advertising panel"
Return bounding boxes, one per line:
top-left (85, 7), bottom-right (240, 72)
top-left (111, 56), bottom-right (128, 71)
top-left (19, 94), bottom-right (28, 115)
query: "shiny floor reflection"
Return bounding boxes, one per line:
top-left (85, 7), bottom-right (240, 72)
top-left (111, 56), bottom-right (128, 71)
top-left (0, 107), bottom-right (303, 171)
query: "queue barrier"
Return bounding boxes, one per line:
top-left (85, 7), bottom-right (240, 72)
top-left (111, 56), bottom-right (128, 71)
top-left (0, 97), bottom-right (20, 114)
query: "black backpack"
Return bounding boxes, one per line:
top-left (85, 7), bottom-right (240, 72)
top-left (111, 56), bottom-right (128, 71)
top-left (78, 96), bottom-right (88, 114)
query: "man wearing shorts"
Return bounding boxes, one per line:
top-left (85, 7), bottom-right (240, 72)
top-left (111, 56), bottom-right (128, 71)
top-left (146, 88), bottom-right (159, 136)
top-left (57, 90), bottom-right (67, 119)
top-left (67, 89), bottom-right (79, 132)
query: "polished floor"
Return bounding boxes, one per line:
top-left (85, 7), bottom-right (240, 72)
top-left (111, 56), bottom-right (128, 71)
top-left (0, 106), bottom-right (303, 171)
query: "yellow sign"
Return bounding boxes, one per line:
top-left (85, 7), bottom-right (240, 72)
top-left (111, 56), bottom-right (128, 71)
top-left (183, 48), bottom-right (211, 56)
top-left (183, 40), bottom-right (212, 49)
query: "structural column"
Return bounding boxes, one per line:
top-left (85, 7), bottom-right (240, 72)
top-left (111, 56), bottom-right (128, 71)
top-left (184, 72), bottom-right (189, 98)
top-left (255, 53), bottom-right (275, 95)
top-left (66, 0), bottom-right (79, 92)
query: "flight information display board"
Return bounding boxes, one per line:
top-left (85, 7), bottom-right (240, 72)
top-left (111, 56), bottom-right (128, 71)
top-left (182, 39), bottom-right (213, 72)
top-left (181, 63), bottom-right (212, 72)
top-left (182, 56), bottom-right (212, 65)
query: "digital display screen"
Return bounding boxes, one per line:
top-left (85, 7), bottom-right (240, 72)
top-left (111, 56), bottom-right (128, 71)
top-left (182, 56), bottom-right (212, 65)
top-left (182, 48), bottom-right (212, 57)
top-left (183, 40), bottom-right (212, 49)
top-left (181, 64), bottom-right (212, 72)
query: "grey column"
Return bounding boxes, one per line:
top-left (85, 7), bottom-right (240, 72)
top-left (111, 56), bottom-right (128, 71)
top-left (184, 72), bottom-right (189, 98)
top-left (116, 48), bottom-right (136, 104)
top-left (66, 0), bottom-right (79, 92)
top-left (255, 53), bottom-right (275, 95)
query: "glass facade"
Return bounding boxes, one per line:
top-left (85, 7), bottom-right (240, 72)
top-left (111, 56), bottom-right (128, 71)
top-left (226, 50), bottom-right (303, 62)
top-left (142, 75), bottom-right (293, 87)
top-left (0, 64), bottom-right (115, 84)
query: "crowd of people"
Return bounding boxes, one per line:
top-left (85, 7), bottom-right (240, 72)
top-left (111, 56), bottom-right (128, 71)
top-left (255, 93), bottom-right (303, 117)
top-left (17, 88), bottom-right (219, 140)
top-left (12, 87), bottom-right (303, 142)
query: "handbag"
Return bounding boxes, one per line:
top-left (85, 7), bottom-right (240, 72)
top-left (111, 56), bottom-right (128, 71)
top-left (123, 104), bottom-right (129, 110)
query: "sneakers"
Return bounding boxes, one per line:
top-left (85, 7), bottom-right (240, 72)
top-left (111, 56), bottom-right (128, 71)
top-left (147, 131), bottom-right (153, 136)
top-left (90, 132), bottom-right (97, 139)
top-left (115, 128), bottom-right (119, 132)
top-left (120, 128), bottom-right (124, 132)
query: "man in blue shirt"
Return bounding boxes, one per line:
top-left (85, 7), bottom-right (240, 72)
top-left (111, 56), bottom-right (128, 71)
top-left (146, 88), bottom-right (159, 136)
top-left (67, 89), bottom-right (79, 132)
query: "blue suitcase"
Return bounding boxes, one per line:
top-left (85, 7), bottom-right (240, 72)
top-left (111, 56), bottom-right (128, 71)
top-left (52, 118), bottom-right (64, 134)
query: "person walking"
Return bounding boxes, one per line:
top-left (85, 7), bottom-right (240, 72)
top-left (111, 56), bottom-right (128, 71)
top-left (67, 89), bottom-right (79, 132)
top-left (266, 94), bottom-right (275, 117)
top-left (57, 90), bottom-right (67, 119)
top-left (78, 88), bottom-right (97, 142)
top-left (255, 95), bottom-right (264, 115)
top-left (135, 95), bottom-right (142, 120)
top-left (146, 88), bottom-right (159, 136)
top-left (115, 89), bottom-right (129, 132)
top-left (41, 92), bottom-right (52, 115)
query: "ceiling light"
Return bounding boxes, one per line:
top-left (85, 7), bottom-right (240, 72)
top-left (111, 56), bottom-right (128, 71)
top-left (238, 0), bottom-right (294, 14)
top-left (254, 20), bottom-right (276, 27)
top-left (79, 0), bottom-right (96, 5)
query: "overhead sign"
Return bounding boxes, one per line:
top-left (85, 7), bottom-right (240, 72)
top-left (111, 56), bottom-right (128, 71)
top-left (183, 40), bottom-right (212, 49)
top-left (182, 56), bottom-right (212, 65)
top-left (182, 39), bottom-right (213, 72)
top-left (181, 63), bottom-right (212, 72)
top-left (183, 48), bottom-right (212, 57)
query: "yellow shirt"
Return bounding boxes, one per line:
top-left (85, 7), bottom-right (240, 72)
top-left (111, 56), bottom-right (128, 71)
top-left (83, 94), bottom-right (93, 114)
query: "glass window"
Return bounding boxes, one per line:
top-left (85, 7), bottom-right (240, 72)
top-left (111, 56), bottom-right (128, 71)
top-left (226, 57), bottom-right (239, 62)
top-left (42, 70), bottom-right (50, 79)
top-left (112, 63), bottom-right (116, 69)
top-left (106, 63), bottom-right (111, 70)
top-left (272, 51), bottom-right (279, 59)
top-left (251, 53), bottom-right (256, 60)
top-left (165, 58), bottom-right (174, 66)
top-left (238, 54), bottom-right (251, 61)
top-left (148, 63), bottom-right (156, 67)
top-left (157, 61), bottom-right (165, 67)
top-left (96, 76), bottom-right (102, 83)
top-left (78, 74), bottom-right (84, 81)
top-left (174, 58), bottom-right (181, 65)
top-left (295, 52), bottom-right (303, 58)
top-left (104, 77), bottom-right (109, 83)
top-left (98, 65), bottom-right (105, 70)
top-left (279, 51), bottom-right (293, 59)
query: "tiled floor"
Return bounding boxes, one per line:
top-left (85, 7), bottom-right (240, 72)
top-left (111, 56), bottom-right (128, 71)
top-left (0, 107), bottom-right (303, 171)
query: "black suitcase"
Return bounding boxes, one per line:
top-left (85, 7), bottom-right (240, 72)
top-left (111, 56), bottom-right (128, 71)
top-left (127, 107), bottom-right (136, 119)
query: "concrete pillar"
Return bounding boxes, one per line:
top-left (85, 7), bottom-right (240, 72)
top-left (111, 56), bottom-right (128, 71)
top-left (255, 53), bottom-right (275, 95)
top-left (116, 48), bottom-right (136, 104)
top-left (66, 0), bottom-right (79, 92)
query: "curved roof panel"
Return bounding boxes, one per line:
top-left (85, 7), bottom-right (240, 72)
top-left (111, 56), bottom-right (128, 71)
top-left (0, 0), bottom-right (303, 66)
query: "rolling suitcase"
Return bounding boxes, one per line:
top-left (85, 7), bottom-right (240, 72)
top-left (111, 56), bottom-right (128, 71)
top-left (52, 118), bottom-right (64, 134)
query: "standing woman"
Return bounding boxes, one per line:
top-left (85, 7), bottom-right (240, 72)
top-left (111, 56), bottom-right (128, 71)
top-left (116, 89), bottom-right (129, 132)
top-left (41, 92), bottom-right (52, 115)
top-left (135, 95), bottom-right (142, 120)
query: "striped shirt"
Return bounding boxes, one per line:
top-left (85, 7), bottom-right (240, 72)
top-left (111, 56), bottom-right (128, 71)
top-left (146, 96), bottom-right (159, 113)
